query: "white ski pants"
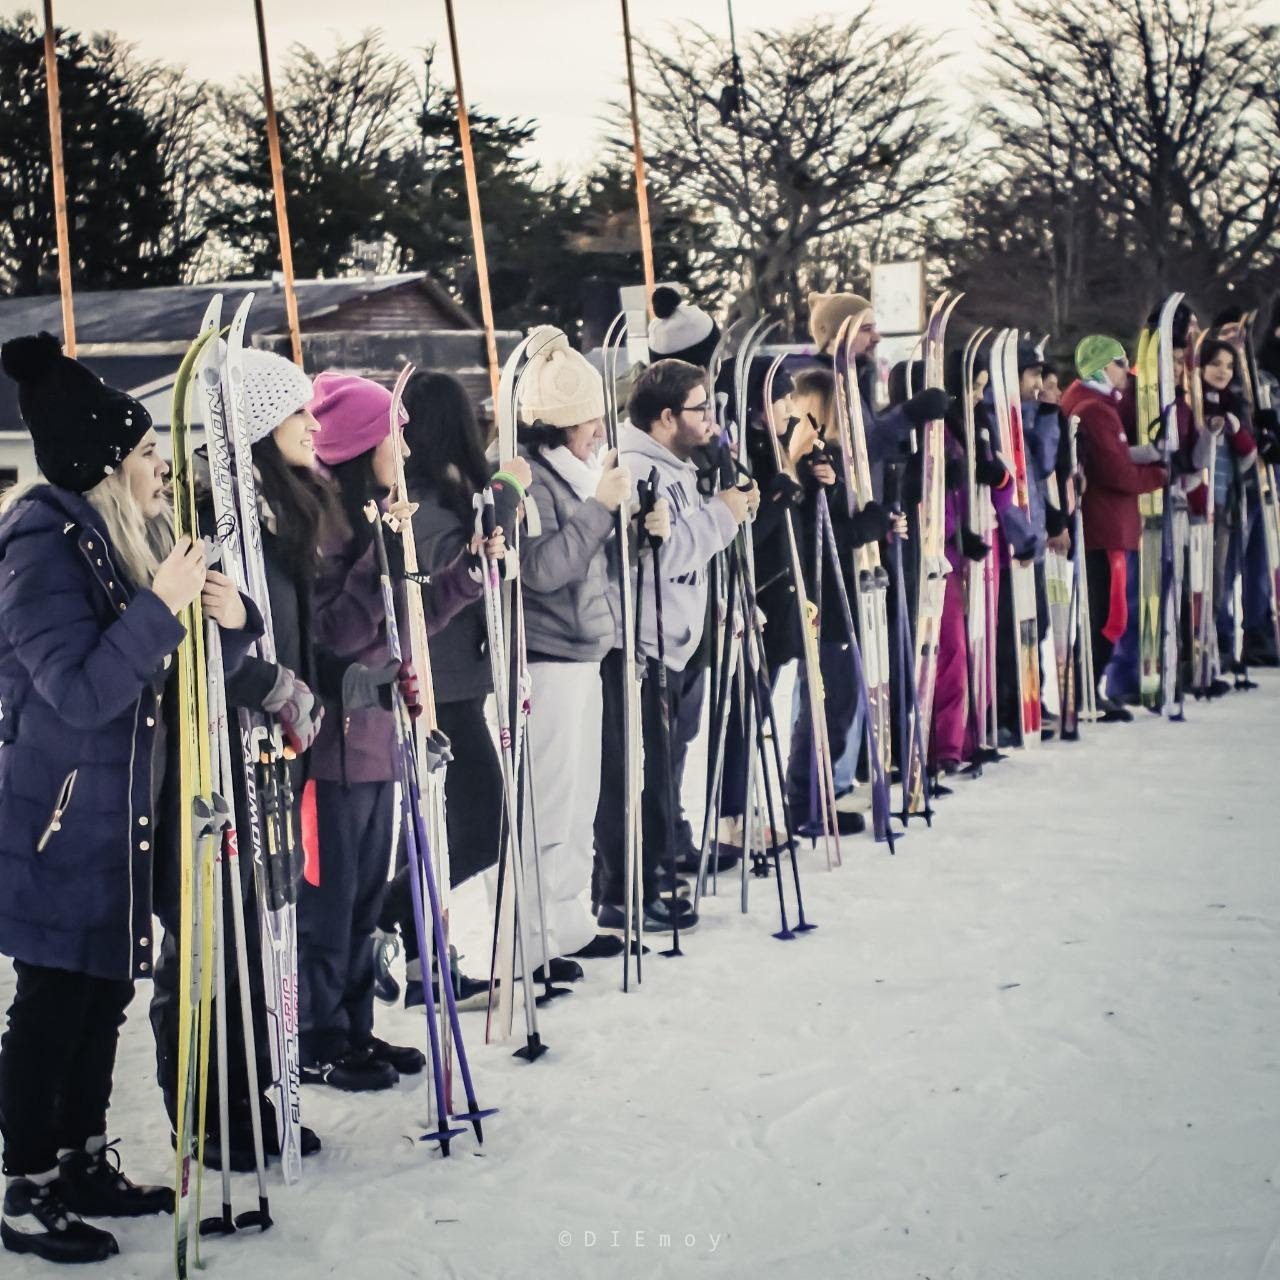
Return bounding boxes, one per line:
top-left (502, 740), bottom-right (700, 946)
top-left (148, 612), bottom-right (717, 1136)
top-left (523, 659), bottom-right (602, 968)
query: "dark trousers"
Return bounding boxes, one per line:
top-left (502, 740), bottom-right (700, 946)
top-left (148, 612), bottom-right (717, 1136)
top-left (298, 779), bottom-right (394, 1065)
top-left (377, 695), bottom-right (503, 963)
top-left (785, 640), bottom-right (859, 824)
top-left (436, 697), bottom-right (503, 887)
top-left (1, 962), bottom-right (134, 1176)
top-left (593, 647), bottom-right (677, 908)
top-left (1086, 548), bottom-right (1119, 682)
top-left (150, 856), bottom-right (274, 1132)
top-left (721, 665), bottom-right (781, 819)
top-left (996, 566), bottom-right (1020, 734)
top-left (667, 663), bottom-right (705, 859)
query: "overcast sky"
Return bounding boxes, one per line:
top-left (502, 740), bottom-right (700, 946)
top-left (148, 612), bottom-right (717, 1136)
top-left (24, 1), bottom-right (989, 174)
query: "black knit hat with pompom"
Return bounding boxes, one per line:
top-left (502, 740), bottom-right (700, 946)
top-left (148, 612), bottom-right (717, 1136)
top-left (1, 332), bottom-right (152, 493)
top-left (647, 285), bottom-right (721, 371)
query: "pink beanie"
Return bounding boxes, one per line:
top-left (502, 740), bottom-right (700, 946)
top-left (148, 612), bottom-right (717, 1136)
top-left (310, 371), bottom-right (407, 466)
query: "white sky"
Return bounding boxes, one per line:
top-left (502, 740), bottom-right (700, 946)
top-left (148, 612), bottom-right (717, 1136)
top-left (23, 0), bottom-right (986, 175)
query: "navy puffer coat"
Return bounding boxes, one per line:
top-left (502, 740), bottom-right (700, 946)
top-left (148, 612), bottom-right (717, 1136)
top-left (0, 485), bottom-right (257, 981)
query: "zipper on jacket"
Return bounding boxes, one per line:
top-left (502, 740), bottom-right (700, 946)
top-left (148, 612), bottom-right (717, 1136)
top-left (36, 770), bottom-right (78, 853)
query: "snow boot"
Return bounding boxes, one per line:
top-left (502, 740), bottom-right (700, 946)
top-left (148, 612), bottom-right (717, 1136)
top-left (532, 957), bottom-right (584, 984)
top-left (366, 1037), bottom-right (425, 1076)
top-left (300, 1046), bottom-right (398, 1092)
top-left (2, 1173), bottom-right (118, 1264)
top-left (372, 929), bottom-right (401, 1005)
top-left (642, 897), bottom-right (698, 933)
top-left (57, 1139), bottom-right (172, 1217)
top-left (568, 934), bottom-right (625, 960)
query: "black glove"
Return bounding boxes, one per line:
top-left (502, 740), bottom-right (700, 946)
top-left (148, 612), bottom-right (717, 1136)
top-left (960, 525), bottom-right (990, 561)
top-left (974, 430), bottom-right (1006, 488)
top-left (342, 658), bottom-right (400, 713)
top-left (1259, 429), bottom-right (1280, 467)
top-left (944, 456), bottom-right (965, 492)
top-left (903, 387), bottom-right (950, 427)
top-left (850, 500), bottom-right (891, 547)
top-left (1254, 406), bottom-right (1278, 434)
top-left (765, 471), bottom-right (805, 507)
top-left (1045, 505), bottom-right (1069, 539)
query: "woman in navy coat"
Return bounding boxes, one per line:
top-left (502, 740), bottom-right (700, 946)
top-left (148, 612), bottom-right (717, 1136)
top-left (0, 335), bottom-right (259, 1265)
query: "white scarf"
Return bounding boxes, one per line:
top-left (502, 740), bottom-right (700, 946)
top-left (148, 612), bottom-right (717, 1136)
top-left (542, 444), bottom-right (602, 503)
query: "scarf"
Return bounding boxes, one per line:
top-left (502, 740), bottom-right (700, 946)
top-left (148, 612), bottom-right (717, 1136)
top-left (541, 444), bottom-right (602, 503)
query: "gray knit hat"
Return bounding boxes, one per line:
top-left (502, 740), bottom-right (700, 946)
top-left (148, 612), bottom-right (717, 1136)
top-left (519, 326), bottom-right (605, 427)
top-left (241, 348), bottom-right (315, 444)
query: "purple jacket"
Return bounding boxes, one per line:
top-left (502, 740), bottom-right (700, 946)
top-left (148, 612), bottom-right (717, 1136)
top-left (309, 522), bottom-right (480, 785)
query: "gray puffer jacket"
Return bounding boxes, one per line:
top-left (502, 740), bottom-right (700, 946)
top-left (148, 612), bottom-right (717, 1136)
top-left (520, 447), bottom-right (620, 663)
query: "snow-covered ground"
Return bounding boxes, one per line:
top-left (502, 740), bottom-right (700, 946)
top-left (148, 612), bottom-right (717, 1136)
top-left (4, 673), bottom-right (1279, 1279)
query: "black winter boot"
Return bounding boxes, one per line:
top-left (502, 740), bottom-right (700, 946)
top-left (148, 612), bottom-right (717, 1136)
top-left (2, 1174), bottom-right (119, 1263)
top-left (58, 1140), bottom-right (173, 1217)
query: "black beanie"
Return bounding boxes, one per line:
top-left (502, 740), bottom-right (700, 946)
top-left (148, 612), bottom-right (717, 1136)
top-left (1, 333), bottom-right (152, 494)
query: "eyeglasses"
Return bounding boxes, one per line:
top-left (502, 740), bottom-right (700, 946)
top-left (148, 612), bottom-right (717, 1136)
top-left (681, 400), bottom-right (714, 418)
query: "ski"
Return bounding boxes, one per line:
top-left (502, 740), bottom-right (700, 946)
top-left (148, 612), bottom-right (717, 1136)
top-left (905, 290), bottom-right (962, 809)
top-left (989, 329), bottom-right (1042, 747)
top-left (833, 310), bottom-right (896, 847)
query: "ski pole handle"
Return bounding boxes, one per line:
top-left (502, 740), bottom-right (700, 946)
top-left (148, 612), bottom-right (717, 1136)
top-left (636, 466), bottom-right (661, 550)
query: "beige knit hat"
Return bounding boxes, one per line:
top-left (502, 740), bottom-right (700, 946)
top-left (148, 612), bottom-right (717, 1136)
top-left (807, 291), bottom-right (873, 354)
top-left (518, 326), bottom-right (605, 427)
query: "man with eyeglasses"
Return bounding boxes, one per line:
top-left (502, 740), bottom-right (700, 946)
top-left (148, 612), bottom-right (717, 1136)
top-left (592, 359), bottom-right (758, 936)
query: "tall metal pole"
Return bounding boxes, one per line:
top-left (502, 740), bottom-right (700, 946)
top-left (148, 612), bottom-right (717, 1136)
top-left (725, 0), bottom-right (761, 314)
top-left (442, 0), bottom-right (501, 408)
top-left (620, 0), bottom-right (656, 308)
top-left (253, 0), bottom-right (303, 366)
top-left (41, 1), bottom-right (75, 355)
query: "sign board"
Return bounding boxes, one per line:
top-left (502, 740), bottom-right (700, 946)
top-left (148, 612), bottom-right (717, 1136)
top-left (619, 283), bottom-right (652, 367)
top-left (871, 260), bottom-right (926, 335)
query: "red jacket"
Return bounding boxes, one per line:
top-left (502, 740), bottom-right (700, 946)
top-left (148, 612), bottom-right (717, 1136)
top-left (1061, 379), bottom-right (1166, 551)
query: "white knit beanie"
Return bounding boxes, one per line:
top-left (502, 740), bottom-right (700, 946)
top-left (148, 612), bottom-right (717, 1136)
top-left (518, 326), bottom-right (605, 427)
top-left (241, 348), bottom-right (315, 444)
top-left (648, 285), bottom-right (715, 358)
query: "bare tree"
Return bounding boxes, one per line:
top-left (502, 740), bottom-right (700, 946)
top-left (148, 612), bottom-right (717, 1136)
top-left (623, 12), bottom-right (957, 331)
top-left (971, 0), bottom-right (1280, 330)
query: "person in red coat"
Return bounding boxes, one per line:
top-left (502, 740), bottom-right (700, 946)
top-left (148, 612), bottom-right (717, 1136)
top-left (1060, 336), bottom-right (1166, 720)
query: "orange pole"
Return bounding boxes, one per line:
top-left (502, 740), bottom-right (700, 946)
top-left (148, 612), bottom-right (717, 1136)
top-left (442, 0), bottom-right (501, 408)
top-left (41, 1), bottom-right (75, 355)
top-left (620, 0), bottom-right (656, 309)
top-left (253, 0), bottom-right (303, 365)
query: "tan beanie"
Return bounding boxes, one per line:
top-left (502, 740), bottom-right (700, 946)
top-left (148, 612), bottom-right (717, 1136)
top-left (807, 291), bottom-right (873, 354)
top-left (518, 326), bottom-right (605, 427)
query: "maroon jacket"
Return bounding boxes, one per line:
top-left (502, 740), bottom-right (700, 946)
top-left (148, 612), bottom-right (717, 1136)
top-left (1061, 379), bottom-right (1165, 552)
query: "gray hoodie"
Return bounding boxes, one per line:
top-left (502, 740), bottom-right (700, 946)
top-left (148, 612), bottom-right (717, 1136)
top-left (619, 420), bottom-right (739, 672)
top-left (519, 445), bottom-right (620, 663)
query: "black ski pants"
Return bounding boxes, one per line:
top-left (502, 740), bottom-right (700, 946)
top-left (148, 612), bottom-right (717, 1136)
top-left (0, 962), bottom-right (134, 1176)
top-left (593, 648), bottom-right (680, 908)
top-left (785, 640), bottom-right (860, 826)
top-left (298, 779), bottom-right (394, 1065)
top-left (150, 819), bottom-right (275, 1134)
top-left (377, 694), bottom-right (503, 964)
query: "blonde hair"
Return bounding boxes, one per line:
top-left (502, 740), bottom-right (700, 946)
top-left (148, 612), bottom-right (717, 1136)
top-left (0, 470), bottom-right (174, 590)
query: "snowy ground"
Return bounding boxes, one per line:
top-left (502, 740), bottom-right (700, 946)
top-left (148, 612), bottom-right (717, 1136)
top-left (4, 672), bottom-right (1280, 1279)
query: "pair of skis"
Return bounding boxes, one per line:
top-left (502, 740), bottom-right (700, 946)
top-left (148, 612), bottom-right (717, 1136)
top-left (1135, 293), bottom-right (1188, 717)
top-left (901, 293), bottom-right (960, 808)
top-left (988, 328), bottom-right (1043, 746)
top-left (172, 297), bottom-right (299, 1276)
top-left (831, 311), bottom-right (898, 846)
top-left (960, 326), bottom-right (1000, 755)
